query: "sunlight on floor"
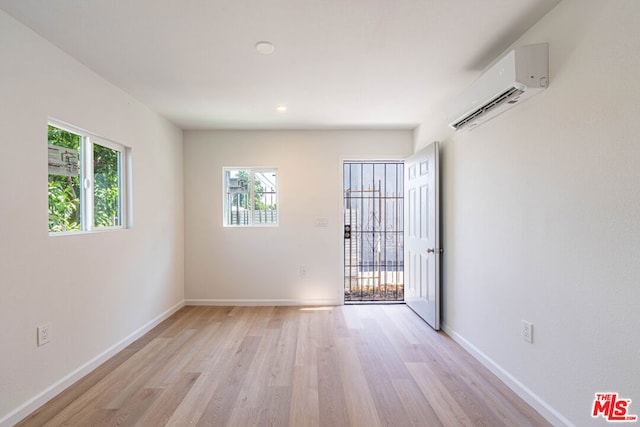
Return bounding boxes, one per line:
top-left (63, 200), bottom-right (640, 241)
top-left (298, 306), bottom-right (335, 312)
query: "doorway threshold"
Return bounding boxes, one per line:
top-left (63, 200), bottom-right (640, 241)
top-left (344, 301), bottom-right (406, 305)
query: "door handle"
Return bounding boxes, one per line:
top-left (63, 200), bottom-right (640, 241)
top-left (426, 248), bottom-right (443, 254)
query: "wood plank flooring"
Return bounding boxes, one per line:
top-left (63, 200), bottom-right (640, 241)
top-left (17, 305), bottom-right (550, 426)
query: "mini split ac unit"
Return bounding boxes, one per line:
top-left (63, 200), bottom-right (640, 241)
top-left (447, 43), bottom-right (549, 131)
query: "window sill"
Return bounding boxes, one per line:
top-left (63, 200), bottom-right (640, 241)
top-left (222, 224), bottom-right (279, 228)
top-left (48, 227), bottom-right (129, 236)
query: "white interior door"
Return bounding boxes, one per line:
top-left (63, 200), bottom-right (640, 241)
top-left (405, 142), bottom-right (441, 330)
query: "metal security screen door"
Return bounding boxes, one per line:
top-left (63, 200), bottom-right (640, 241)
top-left (343, 161), bottom-right (404, 302)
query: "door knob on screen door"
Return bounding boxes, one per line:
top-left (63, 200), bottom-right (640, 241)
top-left (426, 248), bottom-right (435, 253)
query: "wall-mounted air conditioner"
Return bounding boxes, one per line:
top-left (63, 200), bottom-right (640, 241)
top-left (447, 43), bottom-right (549, 131)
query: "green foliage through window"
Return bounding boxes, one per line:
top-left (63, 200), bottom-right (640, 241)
top-left (93, 144), bottom-right (121, 227)
top-left (48, 126), bottom-right (81, 232)
top-left (48, 123), bottom-right (126, 233)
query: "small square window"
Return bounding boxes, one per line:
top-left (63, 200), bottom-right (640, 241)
top-left (223, 168), bottom-right (278, 227)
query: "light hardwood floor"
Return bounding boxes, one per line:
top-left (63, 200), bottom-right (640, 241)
top-left (17, 305), bottom-right (550, 426)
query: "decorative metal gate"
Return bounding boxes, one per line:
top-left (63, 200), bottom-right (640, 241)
top-left (343, 161), bottom-right (404, 302)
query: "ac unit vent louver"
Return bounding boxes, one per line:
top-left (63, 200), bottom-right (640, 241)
top-left (450, 87), bottom-right (524, 130)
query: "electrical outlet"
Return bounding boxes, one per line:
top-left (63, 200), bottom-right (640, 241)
top-left (37, 323), bottom-right (51, 346)
top-left (299, 266), bottom-right (307, 277)
top-left (521, 320), bottom-right (533, 343)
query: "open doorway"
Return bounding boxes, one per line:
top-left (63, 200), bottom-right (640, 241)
top-left (343, 161), bottom-right (404, 303)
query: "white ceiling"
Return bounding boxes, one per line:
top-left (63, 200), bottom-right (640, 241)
top-left (0, 0), bottom-right (560, 130)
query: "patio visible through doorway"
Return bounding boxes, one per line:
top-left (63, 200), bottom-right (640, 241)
top-left (343, 161), bottom-right (404, 302)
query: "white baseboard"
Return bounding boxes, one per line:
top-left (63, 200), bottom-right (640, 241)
top-left (441, 323), bottom-right (574, 427)
top-left (0, 300), bottom-right (185, 427)
top-left (185, 298), bottom-right (341, 306)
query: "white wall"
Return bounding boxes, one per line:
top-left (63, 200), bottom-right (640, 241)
top-left (184, 130), bottom-right (412, 305)
top-left (0, 10), bottom-right (184, 425)
top-left (418, 1), bottom-right (640, 425)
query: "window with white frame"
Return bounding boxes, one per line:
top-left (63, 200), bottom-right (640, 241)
top-left (223, 168), bottom-right (278, 226)
top-left (48, 121), bottom-right (130, 233)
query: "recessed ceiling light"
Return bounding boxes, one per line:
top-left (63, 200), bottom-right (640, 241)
top-left (276, 105), bottom-right (287, 112)
top-left (255, 41), bottom-right (275, 55)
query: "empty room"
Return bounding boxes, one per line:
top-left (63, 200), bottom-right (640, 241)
top-left (0, 1), bottom-right (638, 426)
